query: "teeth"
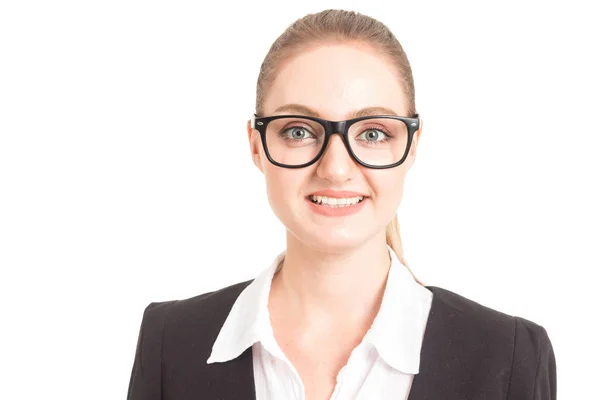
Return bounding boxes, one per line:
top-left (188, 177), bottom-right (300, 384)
top-left (309, 195), bottom-right (364, 207)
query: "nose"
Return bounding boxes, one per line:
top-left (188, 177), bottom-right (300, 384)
top-left (315, 133), bottom-right (358, 183)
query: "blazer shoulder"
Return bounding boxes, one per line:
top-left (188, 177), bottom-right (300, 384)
top-left (428, 285), bottom-right (552, 339)
top-left (427, 285), bottom-right (516, 327)
top-left (425, 286), bottom-right (517, 364)
top-left (127, 279), bottom-right (254, 399)
top-left (127, 300), bottom-right (178, 400)
top-left (426, 286), bottom-right (556, 399)
top-left (166, 278), bottom-right (254, 322)
top-left (134, 278), bottom-right (254, 331)
top-left (508, 316), bottom-right (557, 399)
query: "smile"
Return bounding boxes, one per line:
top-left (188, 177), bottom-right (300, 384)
top-left (308, 195), bottom-right (365, 208)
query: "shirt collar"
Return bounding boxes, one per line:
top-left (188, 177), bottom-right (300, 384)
top-left (206, 246), bottom-right (433, 374)
top-left (364, 247), bottom-right (433, 373)
top-left (206, 250), bottom-right (284, 364)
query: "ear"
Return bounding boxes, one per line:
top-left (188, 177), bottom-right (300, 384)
top-left (409, 118), bottom-right (423, 157)
top-left (247, 120), bottom-right (264, 173)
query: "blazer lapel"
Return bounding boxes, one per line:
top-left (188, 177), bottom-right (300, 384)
top-left (205, 346), bottom-right (256, 400)
top-left (189, 280), bottom-right (258, 400)
top-left (407, 285), bottom-right (463, 400)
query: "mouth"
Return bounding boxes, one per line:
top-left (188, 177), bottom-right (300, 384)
top-left (307, 194), bottom-right (367, 208)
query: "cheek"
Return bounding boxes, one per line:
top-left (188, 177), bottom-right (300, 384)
top-left (368, 168), bottom-right (409, 203)
top-left (263, 165), bottom-right (306, 210)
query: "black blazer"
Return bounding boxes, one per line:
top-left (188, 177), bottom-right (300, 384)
top-left (127, 280), bottom-right (556, 399)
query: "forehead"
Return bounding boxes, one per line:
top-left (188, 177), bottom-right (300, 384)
top-left (264, 43), bottom-right (408, 119)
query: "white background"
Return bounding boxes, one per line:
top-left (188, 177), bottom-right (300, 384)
top-left (1, 0), bottom-right (598, 398)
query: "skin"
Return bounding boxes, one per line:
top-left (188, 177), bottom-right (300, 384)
top-left (246, 42), bottom-right (423, 399)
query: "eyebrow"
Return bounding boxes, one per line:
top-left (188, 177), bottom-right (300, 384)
top-left (272, 103), bottom-right (401, 119)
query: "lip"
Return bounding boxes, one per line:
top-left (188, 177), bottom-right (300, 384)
top-left (307, 189), bottom-right (369, 198)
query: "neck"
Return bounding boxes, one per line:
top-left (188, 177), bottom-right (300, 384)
top-left (269, 232), bottom-right (391, 329)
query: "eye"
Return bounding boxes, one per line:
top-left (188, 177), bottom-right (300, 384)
top-left (357, 129), bottom-right (387, 142)
top-left (281, 126), bottom-right (315, 140)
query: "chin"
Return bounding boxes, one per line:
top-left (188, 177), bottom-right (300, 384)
top-left (291, 222), bottom-right (375, 253)
top-left (275, 202), bottom-right (382, 251)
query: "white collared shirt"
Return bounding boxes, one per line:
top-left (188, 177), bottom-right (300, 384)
top-left (207, 246), bottom-right (433, 400)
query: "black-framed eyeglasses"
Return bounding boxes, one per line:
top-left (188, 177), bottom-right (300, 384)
top-left (250, 113), bottom-right (420, 169)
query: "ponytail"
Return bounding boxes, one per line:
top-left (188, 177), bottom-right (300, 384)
top-left (386, 213), bottom-right (424, 285)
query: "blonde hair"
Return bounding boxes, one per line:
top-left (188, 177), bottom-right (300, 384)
top-left (255, 9), bottom-right (424, 285)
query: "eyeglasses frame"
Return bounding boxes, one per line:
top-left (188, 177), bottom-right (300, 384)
top-left (250, 113), bottom-right (421, 169)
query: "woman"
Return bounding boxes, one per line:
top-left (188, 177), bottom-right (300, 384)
top-left (127, 9), bottom-right (556, 400)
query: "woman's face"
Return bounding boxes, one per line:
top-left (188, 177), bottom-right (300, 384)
top-left (247, 42), bottom-right (422, 252)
